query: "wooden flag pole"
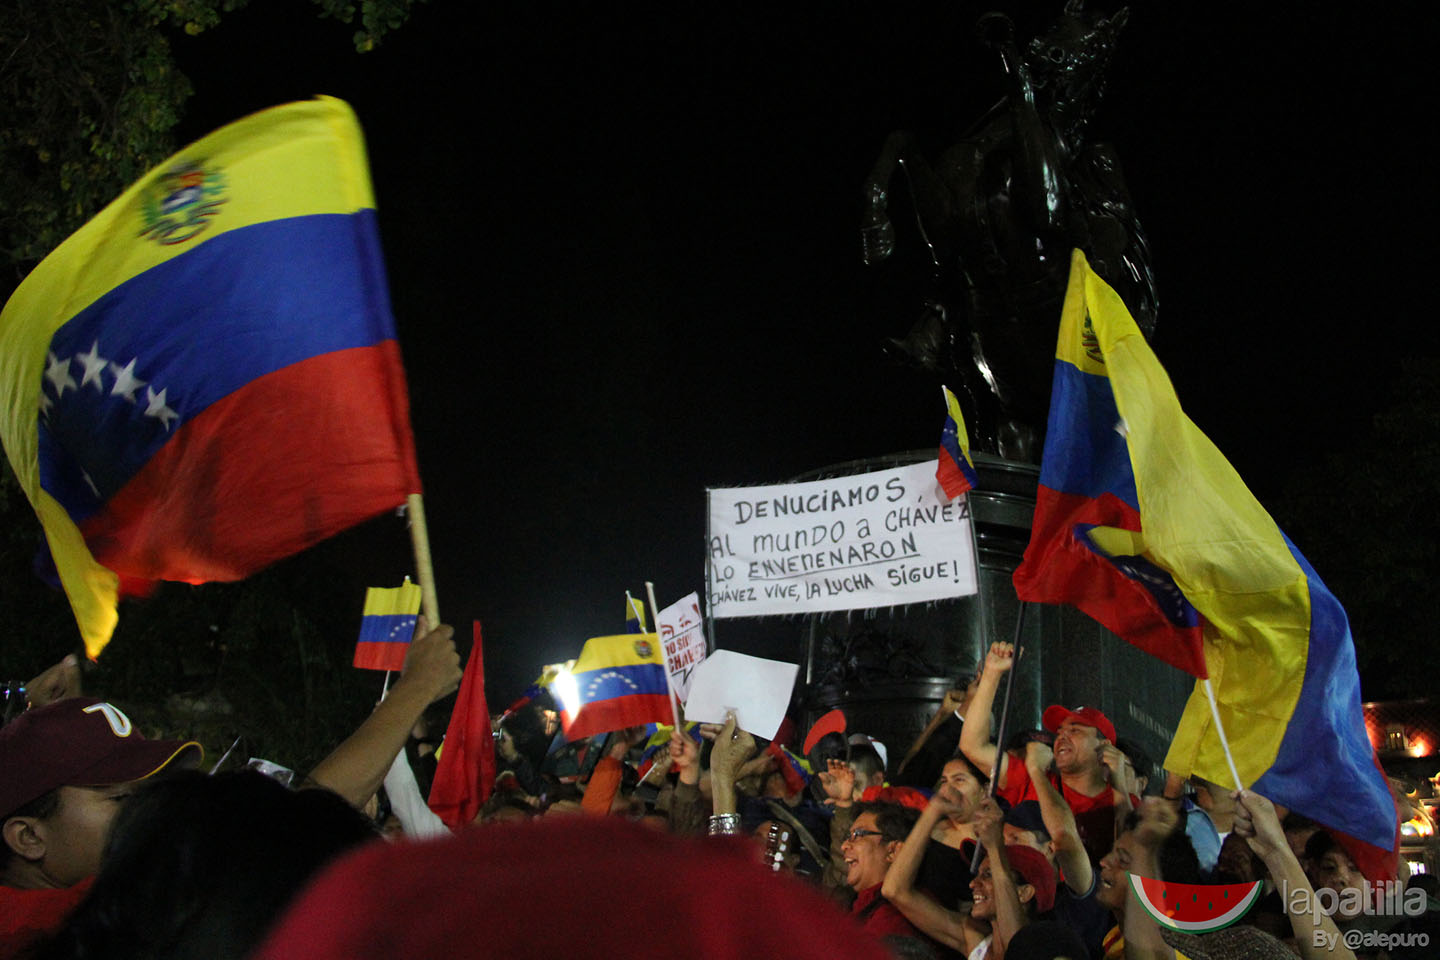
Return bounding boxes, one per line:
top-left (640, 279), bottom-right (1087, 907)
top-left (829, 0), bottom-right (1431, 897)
top-left (406, 493), bottom-right (441, 625)
top-left (645, 580), bottom-right (684, 730)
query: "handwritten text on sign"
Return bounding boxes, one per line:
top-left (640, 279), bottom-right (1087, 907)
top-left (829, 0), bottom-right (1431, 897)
top-left (656, 591), bottom-right (707, 702)
top-left (707, 460), bottom-right (978, 618)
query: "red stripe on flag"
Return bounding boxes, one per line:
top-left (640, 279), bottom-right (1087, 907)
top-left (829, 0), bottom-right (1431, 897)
top-left (353, 641), bottom-right (408, 672)
top-left (560, 694), bottom-right (673, 742)
top-left (79, 342), bottom-right (418, 583)
top-left (1015, 485), bottom-right (1207, 677)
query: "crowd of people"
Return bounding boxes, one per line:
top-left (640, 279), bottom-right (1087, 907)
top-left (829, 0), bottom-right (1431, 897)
top-left (2, 623), bottom-right (1436, 960)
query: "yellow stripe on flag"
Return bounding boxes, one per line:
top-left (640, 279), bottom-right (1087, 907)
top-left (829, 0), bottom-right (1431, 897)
top-left (362, 581), bottom-right (423, 619)
top-left (1071, 250), bottom-right (1310, 786)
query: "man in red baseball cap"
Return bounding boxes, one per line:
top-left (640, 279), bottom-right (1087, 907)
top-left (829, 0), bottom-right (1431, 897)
top-left (961, 643), bottom-right (1141, 864)
top-left (0, 697), bottom-right (200, 957)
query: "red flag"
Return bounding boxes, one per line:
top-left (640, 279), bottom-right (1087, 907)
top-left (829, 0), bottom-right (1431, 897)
top-left (427, 620), bottom-right (494, 829)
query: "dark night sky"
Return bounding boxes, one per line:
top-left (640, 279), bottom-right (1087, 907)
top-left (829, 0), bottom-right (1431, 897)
top-left (165, 0), bottom-right (1437, 697)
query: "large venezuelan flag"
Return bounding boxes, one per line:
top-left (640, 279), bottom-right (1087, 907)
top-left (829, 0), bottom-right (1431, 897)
top-left (1012, 254), bottom-right (1206, 678)
top-left (0, 98), bottom-right (420, 658)
top-left (549, 634), bottom-right (671, 741)
top-left (1036, 250), bottom-right (1397, 880)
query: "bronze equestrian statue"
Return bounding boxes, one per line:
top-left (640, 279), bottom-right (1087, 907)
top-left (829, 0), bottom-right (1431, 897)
top-left (862, 1), bottom-right (1155, 461)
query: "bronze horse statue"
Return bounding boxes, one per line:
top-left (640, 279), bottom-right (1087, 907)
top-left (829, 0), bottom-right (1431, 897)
top-left (862, 1), bottom-right (1155, 461)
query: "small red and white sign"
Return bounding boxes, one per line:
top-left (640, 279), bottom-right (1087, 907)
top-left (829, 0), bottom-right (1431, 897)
top-left (657, 591), bottom-right (707, 702)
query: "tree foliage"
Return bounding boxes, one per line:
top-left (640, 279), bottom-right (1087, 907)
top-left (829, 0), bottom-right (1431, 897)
top-left (0, 0), bottom-right (423, 282)
top-left (0, 0), bottom-right (426, 763)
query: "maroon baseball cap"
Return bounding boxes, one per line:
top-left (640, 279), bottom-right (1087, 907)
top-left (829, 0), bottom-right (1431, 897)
top-left (1003, 844), bottom-right (1057, 913)
top-left (0, 697), bottom-right (202, 818)
top-left (1041, 705), bottom-right (1116, 744)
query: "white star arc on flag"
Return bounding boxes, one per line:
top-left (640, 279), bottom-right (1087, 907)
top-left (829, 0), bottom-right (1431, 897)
top-left (144, 386), bottom-right (178, 431)
top-left (108, 358), bottom-right (146, 403)
top-left (585, 670), bottom-right (639, 697)
top-left (38, 339), bottom-right (183, 432)
top-left (76, 341), bottom-right (107, 392)
top-left (44, 352), bottom-right (77, 398)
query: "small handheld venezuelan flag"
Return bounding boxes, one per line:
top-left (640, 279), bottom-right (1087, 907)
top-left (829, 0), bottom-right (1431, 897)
top-left (624, 593), bottom-right (647, 633)
top-left (936, 385), bottom-right (978, 499)
top-left (353, 580), bottom-right (422, 671)
top-left (548, 634), bottom-right (670, 741)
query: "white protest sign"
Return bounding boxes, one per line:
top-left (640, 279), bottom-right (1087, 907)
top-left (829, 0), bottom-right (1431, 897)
top-left (706, 459), bottom-right (978, 618)
top-left (656, 591), bottom-right (707, 702)
top-left (683, 650), bottom-right (798, 741)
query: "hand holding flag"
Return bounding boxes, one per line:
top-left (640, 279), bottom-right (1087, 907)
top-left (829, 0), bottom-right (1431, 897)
top-left (1019, 249), bottom-right (1397, 881)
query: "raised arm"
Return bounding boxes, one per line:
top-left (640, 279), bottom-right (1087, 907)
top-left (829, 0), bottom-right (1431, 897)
top-left (1121, 799), bottom-right (1181, 960)
top-left (822, 760), bottom-right (858, 891)
top-left (666, 728), bottom-right (706, 835)
top-left (1232, 790), bottom-right (1357, 960)
top-left (974, 798), bottom-right (1029, 956)
top-left (1024, 741), bottom-right (1093, 894)
top-left (882, 797), bottom-right (976, 952)
top-left (305, 617), bottom-right (460, 808)
top-left (897, 684), bottom-right (972, 780)
top-left (1100, 742), bottom-right (1139, 826)
top-left (960, 642), bottom-right (1015, 780)
top-left (707, 713), bottom-right (756, 819)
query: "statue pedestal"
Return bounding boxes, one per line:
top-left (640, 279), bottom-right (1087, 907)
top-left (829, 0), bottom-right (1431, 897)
top-left (716, 451), bottom-right (1192, 781)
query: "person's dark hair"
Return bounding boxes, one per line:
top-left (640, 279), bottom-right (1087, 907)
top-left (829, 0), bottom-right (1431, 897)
top-left (499, 702), bottom-right (549, 767)
top-left (848, 743), bottom-right (885, 782)
top-left (1408, 874), bottom-right (1439, 899)
top-left (1004, 728), bottom-right (1053, 755)
top-left (1114, 737), bottom-right (1152, 785)
top-left (478, 793), bottom-right (537, 823)
top-left (854, 801), bottom-right (919, 845)
top-left (1281, 810), bottom-right (1318, 833)
top-left (1302, 829), bottom-right (1342, 864)
top-left (806, 731), bottom-right (849, 771)
top-left (35, 770), bottom-right (376, 960)
top-left (944, 749), bottom-right (989, 786)
top-left (1119, 807), bottom-right (1205, 885)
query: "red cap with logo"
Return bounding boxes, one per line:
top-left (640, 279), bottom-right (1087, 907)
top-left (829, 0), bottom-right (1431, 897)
top-left (1041, 705), bottom-right (1116, 744)
top-left (0, 697), bottom-right (202, 819)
